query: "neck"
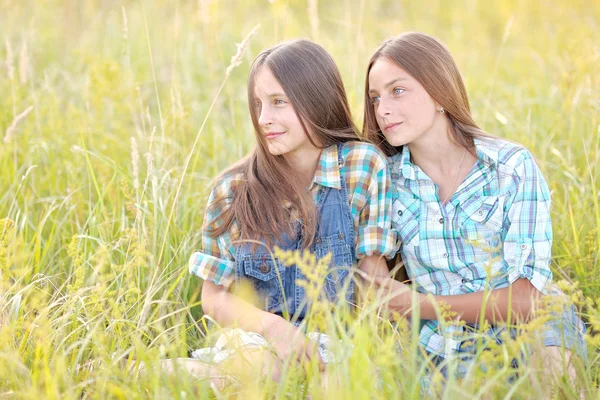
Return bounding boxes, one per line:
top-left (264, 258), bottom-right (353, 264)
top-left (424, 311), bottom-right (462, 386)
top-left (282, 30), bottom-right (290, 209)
top-left (289, 146), bottom-right (322, 188)
top-left (407, 122), bottom-right (478, 205)
top-left (408, 124), bottom-right (467, 174)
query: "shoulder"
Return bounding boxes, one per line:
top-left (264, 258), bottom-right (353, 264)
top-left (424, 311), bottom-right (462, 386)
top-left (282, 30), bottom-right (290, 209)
top-left (208, 168), bottom-right (246, 203)
top-left (476, 137), bottom-right (548, 200)
top-left (340, 141), bottom-right (388, 173)
top-left (203, 169), bottom-right (245, 234)
top-left (476, 136), bottom-right (539, 175)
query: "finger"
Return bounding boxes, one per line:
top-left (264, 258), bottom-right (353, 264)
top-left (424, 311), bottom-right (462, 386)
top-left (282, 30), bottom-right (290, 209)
top-left (356, 269), bottom-right (370, 281)
top-left (358, 269), bottom-right (393, 285)
top-left (303, 341), bottom-right (325, 372)
top-left (295, 338), bottom-right (324, 372)
top-left (357, 269), bottom-right (381, 286)
top-left (357, 269), bottom-right (389, 287)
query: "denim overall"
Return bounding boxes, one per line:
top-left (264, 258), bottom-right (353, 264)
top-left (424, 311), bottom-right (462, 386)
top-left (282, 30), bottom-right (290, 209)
top-left (233, 144), bottom-right (356, 323)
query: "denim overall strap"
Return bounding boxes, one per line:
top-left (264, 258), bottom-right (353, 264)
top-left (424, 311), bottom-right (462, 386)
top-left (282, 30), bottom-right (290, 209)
top-left (305, 143), bottom-right (356, 307)
top-left (336, 143), bottom-right (356, 262)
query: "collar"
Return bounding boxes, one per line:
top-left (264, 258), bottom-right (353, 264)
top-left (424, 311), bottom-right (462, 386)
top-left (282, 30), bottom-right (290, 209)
top-left (397, 138), bottom-right (499, 182)
top-left (473, 137), bottom-right (499, 169)
top-left (398, 145), bottom-right (417, 181)
top-left (312, 144), bottom-right (342, 189)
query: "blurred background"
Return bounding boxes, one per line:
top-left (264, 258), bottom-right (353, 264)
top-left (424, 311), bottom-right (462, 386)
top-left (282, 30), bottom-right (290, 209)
top-left (0, 0), bottom-right (599, 397)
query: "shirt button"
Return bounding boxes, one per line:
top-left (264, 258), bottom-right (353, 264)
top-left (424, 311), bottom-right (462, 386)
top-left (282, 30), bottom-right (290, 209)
top-left (315, 237), bottom-right (322, 244)
top-left (521, 244), bottom-right (528, 250)
top-left (477, 210), bottom-right (484, 216)
top-left (259, 264), bottom-right (271, 273)
top-left (438, 218), bottom-right (444, 224)
top-left (442, 253), bottom-right (448, 258)
top-left (338, 233), bottom-right (345, 240)
top-left (397, 210), bottom-right (403, 216)
top-left (461, 278), bottom-right (467, 284)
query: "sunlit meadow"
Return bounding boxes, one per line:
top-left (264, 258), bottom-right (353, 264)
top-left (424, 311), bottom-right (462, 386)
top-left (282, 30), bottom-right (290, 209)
top-left (1, 0), bottom-right (599, 398)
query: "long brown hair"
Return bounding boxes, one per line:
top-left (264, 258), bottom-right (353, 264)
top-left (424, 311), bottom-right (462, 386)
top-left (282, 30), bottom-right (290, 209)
top-left (363, 32), bottom-right (487, 156)
top-left (207, 39), bottom-right (360, 248)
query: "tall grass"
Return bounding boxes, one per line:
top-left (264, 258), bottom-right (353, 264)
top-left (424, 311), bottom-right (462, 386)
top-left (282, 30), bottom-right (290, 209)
top-left (0, 0), bottom-right (598, 398)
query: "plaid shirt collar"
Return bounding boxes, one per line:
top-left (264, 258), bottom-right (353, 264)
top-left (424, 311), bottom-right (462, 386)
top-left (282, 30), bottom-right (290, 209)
top-left (311, 144), bottom-right (342, 190)
top-left (396, 138), bottom-right (499, 183)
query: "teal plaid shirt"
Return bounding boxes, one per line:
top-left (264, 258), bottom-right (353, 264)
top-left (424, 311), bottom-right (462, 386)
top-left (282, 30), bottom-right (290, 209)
top-left (390, 137), bottom-right (553, 358)
top-left (190, 141), bottom-right (398, 287)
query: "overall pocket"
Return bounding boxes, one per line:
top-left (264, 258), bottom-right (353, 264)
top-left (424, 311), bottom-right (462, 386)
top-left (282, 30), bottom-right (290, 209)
top-left (242, 255), bottom-right (286, 312)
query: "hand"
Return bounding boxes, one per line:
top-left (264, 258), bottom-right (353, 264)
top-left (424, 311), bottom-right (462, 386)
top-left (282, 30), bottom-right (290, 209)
top-left (263, 314), bottom-right (325, 371)
top-left (357, 270), bottom-right (413, 314)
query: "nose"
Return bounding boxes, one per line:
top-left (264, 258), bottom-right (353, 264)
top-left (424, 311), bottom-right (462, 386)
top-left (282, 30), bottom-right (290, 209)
top-left (375, 96), bottom-right (393, 119)
top-left (258, 105), bottom-right (273, 127)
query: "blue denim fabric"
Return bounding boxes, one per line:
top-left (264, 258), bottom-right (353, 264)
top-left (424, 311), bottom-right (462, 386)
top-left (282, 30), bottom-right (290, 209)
top-left (233, 144), bottom-right (356, 323)
top-left (428, 295), bottom-right (587, 382)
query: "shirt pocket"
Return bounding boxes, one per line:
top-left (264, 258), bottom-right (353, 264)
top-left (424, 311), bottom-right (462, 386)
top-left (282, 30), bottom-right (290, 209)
top-left (459, 196), bottom-right (505, 240)
top-left (392, 196), bottom-right (421, 247)
top-left (242, 255), bottom-right (286, 312)
top-left (314, 233), bottom-right (355, 302)
top-left (458, 196), bottom-right (505, 265)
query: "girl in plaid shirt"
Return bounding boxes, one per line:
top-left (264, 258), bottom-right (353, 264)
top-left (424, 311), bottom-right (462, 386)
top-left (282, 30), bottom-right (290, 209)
top-left (166, 40), bottom-right (397, 387)
top-left (362, 32), bottom-right (586, 391)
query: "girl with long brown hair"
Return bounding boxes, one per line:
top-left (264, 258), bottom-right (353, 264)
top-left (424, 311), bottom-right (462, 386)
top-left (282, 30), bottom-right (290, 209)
top-left (362, 32), bottom-right (586, 391)
top-left (177, 39), bottom-right (397, 384)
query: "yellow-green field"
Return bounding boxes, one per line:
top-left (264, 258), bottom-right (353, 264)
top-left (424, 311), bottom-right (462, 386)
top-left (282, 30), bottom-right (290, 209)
top-left (1, 0), bottom-right (599, 398)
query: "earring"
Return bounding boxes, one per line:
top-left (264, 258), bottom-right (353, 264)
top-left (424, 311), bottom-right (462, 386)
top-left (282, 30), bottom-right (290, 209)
top-left (439, 107), bottom-right (445, 114)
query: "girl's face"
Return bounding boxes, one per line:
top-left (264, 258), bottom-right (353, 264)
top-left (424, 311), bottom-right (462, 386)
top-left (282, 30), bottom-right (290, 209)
top-left (368, 58), bottom-right (441, 147)
top-left (253, 66), bottom-right (316, 157)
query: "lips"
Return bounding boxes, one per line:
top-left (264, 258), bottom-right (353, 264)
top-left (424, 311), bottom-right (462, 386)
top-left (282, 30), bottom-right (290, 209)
top-left (265, 132), bottom-right (285, 140)
top-left (384, 122), bottom-right (403, 132)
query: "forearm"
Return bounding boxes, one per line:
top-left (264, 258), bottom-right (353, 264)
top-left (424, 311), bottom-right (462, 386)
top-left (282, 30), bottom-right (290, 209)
top-left (358, 254), bottom-right (390, 279)
top-left (201, 280), bottom-right (279, 336)
top-left (401, 279), bottom-right (543, 324)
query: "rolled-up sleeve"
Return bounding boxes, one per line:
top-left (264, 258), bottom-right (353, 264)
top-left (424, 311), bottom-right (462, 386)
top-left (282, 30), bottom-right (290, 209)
top-left (189, 250), bottom-right (235, 288)
top-left (503, 150), bottom-right (553, 294)
top-left (355, 150), bottom-right (398, 259)
top-left (189, 177), bottom-right (238, 288)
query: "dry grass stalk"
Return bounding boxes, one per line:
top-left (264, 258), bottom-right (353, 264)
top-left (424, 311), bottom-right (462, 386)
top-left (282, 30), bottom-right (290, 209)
top-left (131, 137), bottom-right (140, 190)
top-left (18, 40), bottom-right (29, 84)
top-left (3, 105), bottom-right (34, 144)
top-left (5, 38), bottom-right (14, 81)
top-left (226, 24), bottom-right (260, 77)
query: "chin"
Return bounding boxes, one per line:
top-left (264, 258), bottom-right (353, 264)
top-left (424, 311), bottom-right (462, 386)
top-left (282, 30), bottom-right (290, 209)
top-left (383, 132), bottom-right (409, 147)
top-left (266, 143), bottom-right (289, 156)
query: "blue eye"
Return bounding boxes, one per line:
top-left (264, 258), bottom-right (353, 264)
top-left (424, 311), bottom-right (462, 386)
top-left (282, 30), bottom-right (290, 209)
top-left (370, 95), bottom-right (381, 105)
top-left (393, 88), bottom-right (405, 95)
top-left (274, 99), bottom-right (286, 105)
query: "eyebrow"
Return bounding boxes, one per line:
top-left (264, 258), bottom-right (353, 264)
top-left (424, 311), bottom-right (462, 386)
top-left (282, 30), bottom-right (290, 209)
top-left (267, 92), bottom-right (287, 99)
top-left (255, 91), bottom-right (288, 99)
top-left (368, 77), bottom-right (408, 94)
